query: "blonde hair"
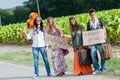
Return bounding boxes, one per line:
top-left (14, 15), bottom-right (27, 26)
top-left (46, 17), bottom-right (56, 34)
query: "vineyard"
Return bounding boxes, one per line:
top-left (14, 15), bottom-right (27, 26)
top-left (0, 9), bottom-right (120, 44)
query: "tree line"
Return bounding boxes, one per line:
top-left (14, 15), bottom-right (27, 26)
top-left (0, 0), bottom-right (120, 25)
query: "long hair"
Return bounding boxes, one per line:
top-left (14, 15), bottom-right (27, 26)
top-left (69, 17), bottom-right (79, 31)
top-left (46, 17), bottom-right (56, 34)
top-left (34, 17), bottom-right (44, 32)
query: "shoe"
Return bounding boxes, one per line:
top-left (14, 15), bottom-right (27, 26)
top-left (47, 73), bottom-right (52, 77)
top-left (60, 72), bottom-right (65, 76)
top-left (92, 70), bottom-right (100, 74)
top-left (101, 69), bottom-right (106, 73)
top-left (32, 74), bottom-right (39, 79)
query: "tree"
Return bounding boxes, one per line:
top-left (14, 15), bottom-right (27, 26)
top-left (14, 6), bottom-right (30, 23)
top-left (0, 9), bottom-right (15, 25)
top-left (23, 0), bottom-right (120, 19)
top-left (23, 0), bottom-right (83, 18)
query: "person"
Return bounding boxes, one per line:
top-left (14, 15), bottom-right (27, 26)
top-left (46, 17), bottom-right (67, 76)
top-left (69, 17), bottom-right (93, 76)
top-left (24, 16), bottom-right (51, 79)
top-left (87, 8), bottom-right (106, 74)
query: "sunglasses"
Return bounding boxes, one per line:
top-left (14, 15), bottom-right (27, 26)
top-left (36, 20), bottom-right (41, 22)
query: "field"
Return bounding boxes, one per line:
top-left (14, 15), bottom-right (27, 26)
top-left (0, 9), bottom-right (120, 44)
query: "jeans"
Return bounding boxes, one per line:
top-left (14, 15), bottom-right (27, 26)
top-left (32, 47), bottom-right (51, 76)
top-left (91, 44), bottom-right (106, 71)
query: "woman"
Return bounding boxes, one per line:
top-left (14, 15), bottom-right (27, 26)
top-left (46, 17), bottom-right (67, 76)
top-left (69, 17), bottom-right (93, 75)
top-left (24, 16), bottom-right (51, 79)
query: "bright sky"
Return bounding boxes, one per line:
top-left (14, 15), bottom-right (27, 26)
top-left (0, 0), bottom-right (28, 9)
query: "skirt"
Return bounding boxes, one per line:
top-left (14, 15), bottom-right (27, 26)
top-left (74, 51), bottom-right (93, 75)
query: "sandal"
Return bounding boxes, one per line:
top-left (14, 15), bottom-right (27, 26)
top-left (60, 72), bottom-right (65, 76)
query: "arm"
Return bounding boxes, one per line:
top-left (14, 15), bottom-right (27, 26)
top-left (24, 29), bottom-right (33, 40)
top-left (87, 21), bottom-right (90, 31)
top-left (55, 24), bottom-right (64, 37)
top-left (103, 26), bottom-right (107, 40)
top-left (19, 26), bottom-right (28, 38)
top-left (99, 18), bottom-right (107, 39)
top-left (99, 18), bottom-right (104, 28)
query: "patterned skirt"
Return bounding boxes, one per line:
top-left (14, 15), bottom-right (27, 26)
top-left (51, 46), bottom-right (68, 74)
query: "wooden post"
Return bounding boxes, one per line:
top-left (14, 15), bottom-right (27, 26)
top-left (36, 0), bottom-right (40, 15)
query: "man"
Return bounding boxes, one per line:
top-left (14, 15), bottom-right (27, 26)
top-left (87, 8), bottom-right (106, 74)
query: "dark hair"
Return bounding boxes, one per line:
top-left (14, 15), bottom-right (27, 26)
top-left (88, 8), bottom-right (96, 14)
top-left (34, 17), bottom-right (44, 32)
top-left (69, 17), bottom-right (79, 31)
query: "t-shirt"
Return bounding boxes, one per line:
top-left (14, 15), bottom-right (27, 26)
top-left (71, 25), bottom-right (83, 48)
top-left (87, 18), bottom-right (104, 31)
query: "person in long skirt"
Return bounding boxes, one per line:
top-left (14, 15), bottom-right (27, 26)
top-left (46, 17), bottom-right (68, 76)
top-left (69, 17), bottom-right (93, 75)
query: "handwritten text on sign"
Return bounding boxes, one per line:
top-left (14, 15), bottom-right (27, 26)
top-left (82, 29), bottom-right (106, 46)
top-left (45, 34), bottom-right (70, 49)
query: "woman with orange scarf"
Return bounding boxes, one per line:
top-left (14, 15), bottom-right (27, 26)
top-left (69, 17), bottom-right (93, 75)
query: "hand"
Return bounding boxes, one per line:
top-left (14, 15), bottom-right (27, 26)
top-left (23, 29), bottom-right (26, 34)
top-left (45, 33), bottom-right (48, 39)
top-left (45, 47), bottom-right (48, 52)
top-left (61, 34), bottom-right (64, 38)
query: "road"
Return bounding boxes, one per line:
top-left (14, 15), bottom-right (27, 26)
top-left (0, 61), bottom-right (120, 80)
top-left (0, 44), bottom-right (120, 80)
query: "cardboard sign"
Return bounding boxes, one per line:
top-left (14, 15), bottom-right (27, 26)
top-left (82, 29), bottom-right (106, 46)
top-left (45, 34), bottom-right (70, 49)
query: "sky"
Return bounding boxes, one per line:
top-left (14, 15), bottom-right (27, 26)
top-left (0, 0), bottom-right (28, 9)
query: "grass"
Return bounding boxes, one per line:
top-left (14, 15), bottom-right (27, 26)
top-left (105, 57), bottom-right (120, 76)
top-left (0, 52), bottom-right (34, 66)
top-left (0, 52), bottom-right (120, 76)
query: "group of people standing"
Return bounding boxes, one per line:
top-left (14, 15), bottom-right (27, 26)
top-left (22, 8), bottom-right (106, 79)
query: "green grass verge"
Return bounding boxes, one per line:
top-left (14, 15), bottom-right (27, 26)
top-left (0, 52), bottom-right (119, 76)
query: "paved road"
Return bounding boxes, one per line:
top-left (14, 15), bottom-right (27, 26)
top-left (0, 44), bottom-right (120, 80)
top-left (0, 61), bottom-right (120, 80)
